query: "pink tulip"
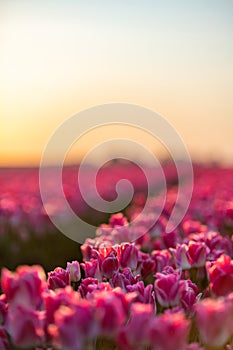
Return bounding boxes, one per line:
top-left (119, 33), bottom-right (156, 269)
top-left (6, 305), bottom-right (45, 348)
top-left (92, 290), bottom-right (127, 337)
top-left (47, 267), bottom-right (70, 290)
top-left (151, 249), bottom-right (173, 273)
top-left (182, 220), bottom-right (204, 234)
top-left (149, 311), bottom-right (190, 350)
top-left (126, 281), bottom-right (155, 305)
top-left (188, 241), bottom-right (208, 268)
top-left (205, 231), bottom-right (233, 257)
top-left (48, 300), bottom-right (94, 350)
top-left (66, 261), bottom-right (81, 282)
top-left (118, 243), bottom-right (139, 270)
top-left (173, 244), bottom-right (192, 270)
top-left (207, 254), bottom-right (233, 296)
top-left (162, 229), bottom-right (178, 248)
top-left (81, 259), bottom-right (101, 280)
top-left (109, 213), bottom-right (128, 227)
top-left (78, 278), bottom-right (99, 298)
top-left (174, 241), bottom-right (208, 270)
top-left (100, 251), bottom-right (119, 279)
top-left (43, 287), bottom-right (80, 325)
top-left (1, 265), bottom-right (46, 309)
top-left (111, 287), bottom-right (137, 316)
top-left (80, 239), bottom-right (95, 261)
top-left (117, 303), bottom-right (153, 350)
top-left (180, 280), bottom-right (199, 313)
top-left (195, 297), bottom-right (233, 348)
top-left (110, 268), bottom-right (140, 291)
top-left (154, 269), bottom-right (181, 308)
top-left (137, 252), bottom-right (155, 279)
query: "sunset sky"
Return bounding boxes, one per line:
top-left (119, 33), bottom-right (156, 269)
top-left (1, 0), bottom-right (233, 166)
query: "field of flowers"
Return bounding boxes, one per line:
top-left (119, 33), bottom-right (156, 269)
top-left (0, 164), bottom-right (233, 350)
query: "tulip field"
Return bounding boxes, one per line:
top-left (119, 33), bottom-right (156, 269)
top-left (0, 164), bottom-right (233, 350)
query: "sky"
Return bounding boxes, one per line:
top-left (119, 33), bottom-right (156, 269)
top-left (1, 0), bottom-right (233, 166)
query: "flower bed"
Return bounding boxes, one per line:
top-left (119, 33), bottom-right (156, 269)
top-left (0, 165), bottom-right (233, 349)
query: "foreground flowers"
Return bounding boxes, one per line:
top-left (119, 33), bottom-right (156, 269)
top-left (0, 228), bottom-right (232, 349)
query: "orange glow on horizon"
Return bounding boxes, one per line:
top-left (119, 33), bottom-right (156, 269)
top-left (1, 1), bottom-right (233, 167)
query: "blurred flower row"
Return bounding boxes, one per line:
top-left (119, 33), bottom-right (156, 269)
top-left (0, 163), bottom-right (167, 269)
top-left (0, 163), bottom-right (169, 240)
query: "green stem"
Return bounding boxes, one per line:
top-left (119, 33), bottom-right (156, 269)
top-left (204, 344), bottom-right (227, 350)
top-left (95, 337), bottom-right (117, 350)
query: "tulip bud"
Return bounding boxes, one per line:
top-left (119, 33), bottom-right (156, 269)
top-left (66, 261), bottom-right (81, 283)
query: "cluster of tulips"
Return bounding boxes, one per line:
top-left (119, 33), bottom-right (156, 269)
top-left (0, 165), bottom-right (233, 349)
